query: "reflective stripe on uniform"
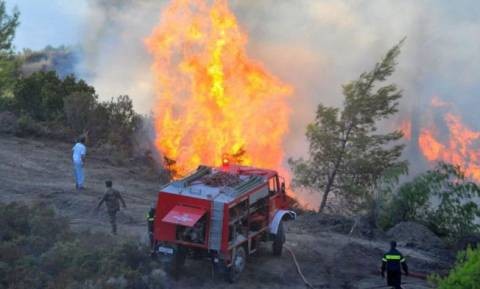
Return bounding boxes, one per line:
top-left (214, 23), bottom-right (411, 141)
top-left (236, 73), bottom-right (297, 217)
top-left (385, 254), bottom-right (402, 260)
top-left (400, 258), bottom-right (406, 262)
top-left (382, 258), bottom-right (387, 262)
top-left (147, 218), bottom-right (154, 221)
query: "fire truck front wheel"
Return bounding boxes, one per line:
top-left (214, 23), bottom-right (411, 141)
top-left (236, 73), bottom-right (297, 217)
top-left (273, 221), bottom-right (285, 256)
top-left (227, 246), bottom-right (246, 283)
top-left (166, 246), bottom-right (187, 279)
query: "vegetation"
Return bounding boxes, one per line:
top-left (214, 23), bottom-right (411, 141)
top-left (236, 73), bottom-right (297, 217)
top-left (380, 162), bottom-right (480, 240)
top-left (430, 247), bottom-right (480, 289)
top-left (0, 202), bottom-right (166, 289)
top-left (0, 3), bottom-right (140, 154)
top-left (0, 1), bottom-right (20, 96)
top-left (289, 40), bottom-right (407, 212)
top-left (13, 71), bottom-right (94, 121)
top-left (0, 69), bottom-right (141, 152)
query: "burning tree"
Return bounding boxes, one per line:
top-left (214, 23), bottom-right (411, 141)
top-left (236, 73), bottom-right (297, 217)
top-left (290, 40), bottom-right (407, 213)
top-left (145, 0), bottom-right (292, 176)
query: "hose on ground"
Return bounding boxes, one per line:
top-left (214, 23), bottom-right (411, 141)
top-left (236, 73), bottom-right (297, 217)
top-left (284, 245), bottom-right (315, 289)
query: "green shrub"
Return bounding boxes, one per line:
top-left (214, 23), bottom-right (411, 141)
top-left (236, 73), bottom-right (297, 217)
top-left (430, 247), bottom-right (480, 289)
top-left (13, 71), bottom-right (95, 122)
top-left (103, 95), bottom-right (140, 150)
top-left (382, 162), bottom-right (480, 240)
top-left (16, 113), bottom-right (44, 136)
top-left (63, 91), bottom-right (97, 135)
top-left (0, 202), bottom-right (165, 289)
top-left (0, 96), bottom-right (14, 111)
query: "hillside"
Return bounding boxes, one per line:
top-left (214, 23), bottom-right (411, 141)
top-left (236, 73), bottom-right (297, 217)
top-left (0, 135), bottom-right (450, 289)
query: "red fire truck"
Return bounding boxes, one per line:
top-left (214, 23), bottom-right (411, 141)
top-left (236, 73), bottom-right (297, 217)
top-left (152, 163), bottom-right (296, 282)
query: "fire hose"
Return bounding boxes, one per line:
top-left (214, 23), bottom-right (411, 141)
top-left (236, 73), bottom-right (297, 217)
top-left (284, 245), bottom-right (432, 289)
top-left (284, 245), bottom-right (315, 289)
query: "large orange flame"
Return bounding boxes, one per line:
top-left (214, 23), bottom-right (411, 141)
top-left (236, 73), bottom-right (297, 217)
top-left (145, 0), bottom-right (292, 177)
top-left (418, 109), bottom-right (480, 181)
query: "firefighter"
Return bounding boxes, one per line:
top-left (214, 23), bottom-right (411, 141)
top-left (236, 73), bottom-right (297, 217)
top-left (147, 207), bottom-right (156, 250)
top-left (381, 241), bottom-right (409, 289)
top-left (97, 180), bottom-right (126, 235)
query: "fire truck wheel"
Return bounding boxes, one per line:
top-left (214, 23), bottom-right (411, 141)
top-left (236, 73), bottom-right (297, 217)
top-left (227, 246), bottom-right (246, 283)
top-left (273, 221), bottom-right (285, 256)
top-left (169, 246), bottom-right (187, 279)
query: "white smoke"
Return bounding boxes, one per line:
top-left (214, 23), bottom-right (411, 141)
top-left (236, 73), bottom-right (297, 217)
top-left (79, 0), bottom-right (168, 113)
top-left (79, 0), bottom-right (480, 207)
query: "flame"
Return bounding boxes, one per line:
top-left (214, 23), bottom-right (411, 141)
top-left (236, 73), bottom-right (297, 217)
top-left (145, 0), bottom-right (292, 177)
top-left (418, 112), bottom-right (480, 181)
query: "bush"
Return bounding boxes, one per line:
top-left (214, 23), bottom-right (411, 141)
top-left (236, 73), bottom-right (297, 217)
top-left (13, 71), bottom-right (95, 122)
top-left (104, 95), bottom-right (140, 150)
top-left (430, 247), bottom-right (480, 288)
top-left (63, 91), bottom-right (97, 135)
top-left (381, 162), bottom-right (480, 240)
top-left (15, 113), bottom-right (44, 136)
top-left (0, 96), bottom-right (14, 111)
top-left (0, 202), bottom-right (166, 289)
top-left (9, 71), bottom-right (141, 155)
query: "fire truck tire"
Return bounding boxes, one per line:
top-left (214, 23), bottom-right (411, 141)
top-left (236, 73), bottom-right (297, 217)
top-left (227, 246), bottom-right (246, 283)
top-left (273, 221), bottom-right (285, 256)
top-left (168, 246), bottom-right (187, 279)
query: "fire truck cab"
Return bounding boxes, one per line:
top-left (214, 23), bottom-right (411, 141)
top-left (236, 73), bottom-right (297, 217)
top-left (152, 164), bottom-right (296, 282)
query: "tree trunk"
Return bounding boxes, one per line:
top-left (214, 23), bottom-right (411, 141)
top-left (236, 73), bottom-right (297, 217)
top-left (318, 124), bottom-right (354, 213)
top-left (318, 170), bottom-right (336, 213)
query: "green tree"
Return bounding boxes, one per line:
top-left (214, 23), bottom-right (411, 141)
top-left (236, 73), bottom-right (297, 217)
top-left (386, 162), bottom-right (480, 238)
top-left (0, 1), bottom-right (19, 97)
top-left (290, 41), bottom-right (407, 212)
top-left (430, 247), bottom-right (480, 289)
top-left (104, 95), bottom-right (140, 148)
top-left (13, 71), bottom-right (96, 121)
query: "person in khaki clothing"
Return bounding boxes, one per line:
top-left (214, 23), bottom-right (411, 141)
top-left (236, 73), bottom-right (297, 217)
top-left (97, 180), bottom-right (126, 234)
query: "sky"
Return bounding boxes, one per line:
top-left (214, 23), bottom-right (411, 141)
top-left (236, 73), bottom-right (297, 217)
top-left (6, 0), bottom-right (87, 50)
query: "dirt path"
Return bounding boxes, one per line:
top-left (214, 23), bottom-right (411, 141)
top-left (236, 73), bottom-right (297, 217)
top-left (0, 135), bottom-right (444, 289)
top-left (0, 136), bottom-right (159, 238)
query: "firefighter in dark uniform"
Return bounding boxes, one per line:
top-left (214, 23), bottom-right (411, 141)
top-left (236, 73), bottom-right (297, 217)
top-left (147, 207), bottom-right (156, 250)
top-left (381, 241), bottom-right (409, 289)
top-left (97, 180), bottom-right (126, 235)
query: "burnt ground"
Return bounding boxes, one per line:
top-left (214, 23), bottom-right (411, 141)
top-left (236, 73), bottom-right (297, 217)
top-left (0, 135), bottom-right (450, 289)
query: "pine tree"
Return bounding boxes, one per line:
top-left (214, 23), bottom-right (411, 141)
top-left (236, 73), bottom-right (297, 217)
top-left (290, 40), bottom-right (407, 212)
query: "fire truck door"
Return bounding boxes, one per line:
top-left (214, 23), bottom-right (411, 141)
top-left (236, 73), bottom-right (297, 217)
top-left (268, 176), bottom-right (280, 220)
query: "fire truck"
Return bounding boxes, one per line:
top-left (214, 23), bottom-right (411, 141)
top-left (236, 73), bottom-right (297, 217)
top-left (152, 163), bottom-right (296, 282)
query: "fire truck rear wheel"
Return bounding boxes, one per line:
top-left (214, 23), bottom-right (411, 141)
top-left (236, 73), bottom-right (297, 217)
top-left (227, 246), bottom-right (246, 283)
top-left (273, 221), bottom-right (285, 256)
top-left (169, 246), bottom-right (187, 279)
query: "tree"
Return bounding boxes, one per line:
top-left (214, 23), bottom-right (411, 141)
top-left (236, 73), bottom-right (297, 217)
top-left (0, 1), bottom-right (19, 51)
top-left (430, 247), bottom-right (480, 288)
top-left (13, 71), bottom-right (96, 121)
top-left (63, 91), bottom-right (97, 134)
top-left (0, 1), bottom-right (19, 96)
top-left (386, 162), bottom-right (480, 239)
top-left (290, 40), bottom-right (407, 212)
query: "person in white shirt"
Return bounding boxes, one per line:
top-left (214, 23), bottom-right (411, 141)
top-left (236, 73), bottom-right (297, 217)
top-left (72, 136), bottom-right (87, 189)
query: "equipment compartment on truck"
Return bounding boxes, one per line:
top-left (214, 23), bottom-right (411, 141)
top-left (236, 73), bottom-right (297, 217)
top-left (151, 164), bottom-right (296, 282)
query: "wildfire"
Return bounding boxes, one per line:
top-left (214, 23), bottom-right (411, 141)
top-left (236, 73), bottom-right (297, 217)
top-left (418, 101), bottom-right (480, 181)
top-left (145, 0), bottom-right (292, 176)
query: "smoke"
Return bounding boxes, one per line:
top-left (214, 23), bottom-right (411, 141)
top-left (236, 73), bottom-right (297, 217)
top-left (78, 0), bottom-right (168, 113)
top-left (20, 46), bottom-right (79, 78)
top-left (78, 0), bottom-right (480, 205)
